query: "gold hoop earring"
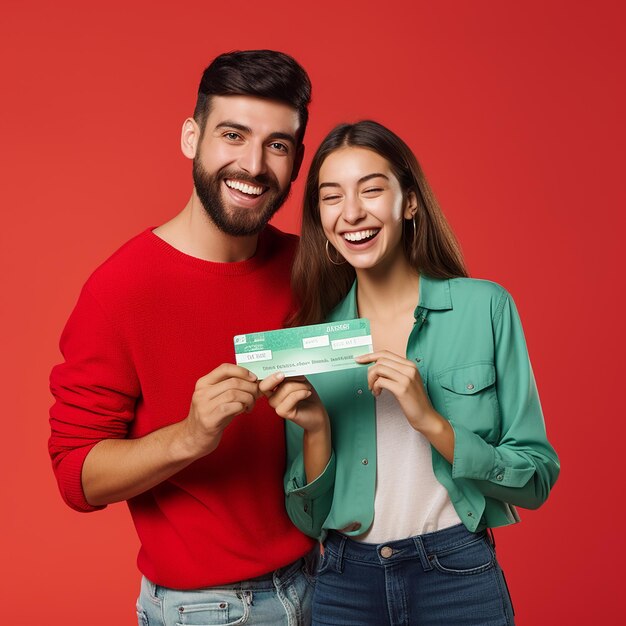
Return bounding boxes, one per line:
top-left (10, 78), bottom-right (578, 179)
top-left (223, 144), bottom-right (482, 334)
top-left (325, 240), bottom-right (346, 266)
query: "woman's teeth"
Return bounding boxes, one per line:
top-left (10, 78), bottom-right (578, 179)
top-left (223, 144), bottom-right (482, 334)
top-left (225, 179), bottom-right (264, 196)
top-left (343, 229), bottom-right (379, 242)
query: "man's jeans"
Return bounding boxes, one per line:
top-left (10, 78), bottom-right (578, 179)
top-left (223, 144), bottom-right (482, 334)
top-left (137, 552), bottom-right (316, 626)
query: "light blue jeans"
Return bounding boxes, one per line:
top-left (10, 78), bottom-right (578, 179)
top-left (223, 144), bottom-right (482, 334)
top-left (136, 552), bottom-right (317, 626)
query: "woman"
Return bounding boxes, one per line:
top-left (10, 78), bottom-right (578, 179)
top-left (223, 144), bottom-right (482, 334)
top-left (260, 121), bottom-right (559, 625)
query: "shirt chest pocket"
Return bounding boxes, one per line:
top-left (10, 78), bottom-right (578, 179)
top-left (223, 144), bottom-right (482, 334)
top-left (436, 362), bottom-right (500, 442)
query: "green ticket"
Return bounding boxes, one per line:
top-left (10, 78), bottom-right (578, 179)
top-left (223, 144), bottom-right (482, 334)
top-left (233, 318), bottom-right (372, 378)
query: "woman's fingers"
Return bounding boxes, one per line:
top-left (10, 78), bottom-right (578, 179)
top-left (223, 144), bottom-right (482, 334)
top-left (366, 361), bottom-right (417, 389)
top-left (369, 376), bottom-right (408, 400)
top-left (266, 380), bottom-right (313, 408)
top-left (274, 388), bottom-right (313, 419)
top-left (259, 373), bottom-right (309, 396)
top-left (258, 372), bottom-right (285, 395)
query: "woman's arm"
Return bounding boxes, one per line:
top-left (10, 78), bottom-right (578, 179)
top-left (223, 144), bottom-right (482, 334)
top-left (446, 291), bottom-right (560, 509)
top-left (355, 350), bottom-right (455, 462)
top-left (260, 373), bottom-right (336, 538)
top-left (356, 288), bottom-right (560, 511)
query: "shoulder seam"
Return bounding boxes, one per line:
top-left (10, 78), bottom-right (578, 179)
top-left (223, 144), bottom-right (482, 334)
top-left (492, 289), bottom-right (509, 328)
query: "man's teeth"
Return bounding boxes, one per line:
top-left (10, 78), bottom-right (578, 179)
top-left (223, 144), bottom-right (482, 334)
top-left (225, 180), bottom-right (264, 196)
top-left (343, 229), bottom-right (379, 242)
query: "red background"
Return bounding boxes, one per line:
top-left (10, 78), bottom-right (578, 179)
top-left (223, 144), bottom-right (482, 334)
top-left (1, 0), bottom-right (623, 623)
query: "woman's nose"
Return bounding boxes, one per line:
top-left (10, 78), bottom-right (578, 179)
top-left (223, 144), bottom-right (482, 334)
top-left (342, 195), bottom-right (366, 223)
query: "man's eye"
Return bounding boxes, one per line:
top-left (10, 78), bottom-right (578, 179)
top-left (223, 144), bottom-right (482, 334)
top-left (224, 132), bottom-right (242, 141)
top-left (270, 142), bottom-right (288, 152)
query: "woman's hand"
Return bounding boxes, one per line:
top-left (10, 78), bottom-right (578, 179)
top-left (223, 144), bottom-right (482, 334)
top-left (260, 372), bottom-right (331, 483)
top-left (356, 351), bottom-right (455, 462)
top-left (259, 373), bottom-right (329, 434)
top-left (355, 351), bottom-right (435, 429)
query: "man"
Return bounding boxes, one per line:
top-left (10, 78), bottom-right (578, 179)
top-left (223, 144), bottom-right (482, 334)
top-left (49, 50), bottom-right (316, 625)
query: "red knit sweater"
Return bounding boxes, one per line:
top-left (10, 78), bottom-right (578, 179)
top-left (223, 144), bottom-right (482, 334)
top-left (49, 226), bottom-right (314, 589)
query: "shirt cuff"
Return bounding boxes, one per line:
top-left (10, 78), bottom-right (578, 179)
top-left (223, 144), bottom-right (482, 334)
top-left (451, 421), bottom-right (496, 480)
top-left (451, 422), bottom-right (536, 487)
top-left (286, 451), bottom-right (336, 500)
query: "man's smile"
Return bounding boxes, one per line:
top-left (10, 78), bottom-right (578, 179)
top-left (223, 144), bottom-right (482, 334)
top-left (224, 178), bottom-right (267, 197)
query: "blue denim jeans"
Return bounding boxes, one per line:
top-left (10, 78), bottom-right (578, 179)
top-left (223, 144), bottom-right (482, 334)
top-left (136, 552), bottom-right (317, 626)
top-left (313, 524), bottom-right (515, 626)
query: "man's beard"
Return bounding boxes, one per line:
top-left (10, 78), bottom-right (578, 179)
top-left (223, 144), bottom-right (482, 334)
top-left (192, 159), bottom-right (291, 236)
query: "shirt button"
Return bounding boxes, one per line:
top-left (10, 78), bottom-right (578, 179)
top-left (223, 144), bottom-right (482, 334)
top-left (357, 389), bottom-right (363, 395)
top-left (303, 504), bottom-right (309, 512)
top-left (496, 474), bottom-right (504, 481)
top-left (466, 383), bottom-right (475, 390)
top-left (380, 546), bottom-right (393, 558)
top-left (415, 357), bottom-right (422, 363)
top-left (361, 458), bottom-right (369, 465)
top-left (467, 511), bottom-right (474, 517)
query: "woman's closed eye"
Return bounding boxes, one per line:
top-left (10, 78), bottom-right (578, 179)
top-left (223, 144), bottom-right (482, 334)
top-left (321, 193), bottom-right (343, 203)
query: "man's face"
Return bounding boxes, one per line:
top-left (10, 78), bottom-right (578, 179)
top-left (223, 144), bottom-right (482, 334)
top-left (192, 95), bottom-right (302, 236)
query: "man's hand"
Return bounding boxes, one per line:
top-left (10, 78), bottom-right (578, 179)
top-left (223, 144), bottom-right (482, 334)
top-left (82, 363), bottom-right (261, 506)
top-left (181, 364), bottom-right (261, 458)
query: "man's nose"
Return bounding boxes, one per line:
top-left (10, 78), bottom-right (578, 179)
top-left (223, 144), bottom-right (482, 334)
top-left (237, 142), bottom-right (266, 178)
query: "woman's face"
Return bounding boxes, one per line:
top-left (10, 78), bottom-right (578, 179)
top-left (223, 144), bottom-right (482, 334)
top-left (318, 146), bottom-right (415, 272)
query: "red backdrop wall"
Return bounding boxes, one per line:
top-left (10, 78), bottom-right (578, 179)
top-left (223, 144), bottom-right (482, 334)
top-left (1, 0), bottom-right (623, 623)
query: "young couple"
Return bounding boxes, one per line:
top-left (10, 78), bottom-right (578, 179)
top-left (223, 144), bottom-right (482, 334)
top-left (49, 49), bottom-right (559, 626)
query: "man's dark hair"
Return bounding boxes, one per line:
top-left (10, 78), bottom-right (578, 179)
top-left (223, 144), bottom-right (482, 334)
top-left (193, 49), bottom-right (312, 145)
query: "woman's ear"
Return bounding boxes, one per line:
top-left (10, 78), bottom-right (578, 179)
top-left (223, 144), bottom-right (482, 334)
top-left (404, 190), bottom-right (419, 219)
top-left (181, 118), bottom-right (200, 160)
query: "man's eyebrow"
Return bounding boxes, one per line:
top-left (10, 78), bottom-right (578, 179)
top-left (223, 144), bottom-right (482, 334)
top-left (319, 173), bottom-right (389, 190)
top-left (267, 132), bottom-right (297, 146)
top-left (214, 122), bottom-right (296, 146)
top-left (215, 121), bottom-right (251, 134)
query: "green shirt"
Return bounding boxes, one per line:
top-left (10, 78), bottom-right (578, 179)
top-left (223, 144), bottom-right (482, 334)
top-left (284, 275), bottom-right (560, 539)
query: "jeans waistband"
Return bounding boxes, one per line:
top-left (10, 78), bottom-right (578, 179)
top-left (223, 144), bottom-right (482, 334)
top-left (146, 552), bottom-right (310, 596)
top-left (242, 555), bottom-right (304, 587)
top-left (325, 523), bottom-right (487, 568)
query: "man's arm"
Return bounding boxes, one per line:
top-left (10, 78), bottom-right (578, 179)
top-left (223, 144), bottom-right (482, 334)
top-left (82, 364), bottom-right (259, 506)
top-left (49, 285), bottom-right (259, 510)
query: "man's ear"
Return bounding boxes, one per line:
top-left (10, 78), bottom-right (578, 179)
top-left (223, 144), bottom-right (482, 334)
top-left (290, 144), bottom-right (305, 182)
top-left (181, 118), bottom-right (200, 160)
top-left (404, 190), bottom-right (419, 219)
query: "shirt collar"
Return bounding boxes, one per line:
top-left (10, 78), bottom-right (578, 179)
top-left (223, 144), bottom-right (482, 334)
top-left (417, 274), bottom-right (453, 311)
top-left (328, 274), bottom-right (452, 322)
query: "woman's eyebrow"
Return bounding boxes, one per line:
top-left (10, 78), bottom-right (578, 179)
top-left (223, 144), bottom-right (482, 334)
top-left (319, 173), bottom-right (389, 190)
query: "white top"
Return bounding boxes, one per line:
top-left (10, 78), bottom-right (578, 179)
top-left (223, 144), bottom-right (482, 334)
top-left (355, 389), bottom-right (461, 543)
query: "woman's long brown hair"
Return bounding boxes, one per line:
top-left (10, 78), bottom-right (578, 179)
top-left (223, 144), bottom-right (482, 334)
top-left (288, 120), bottom-right (468, 327)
